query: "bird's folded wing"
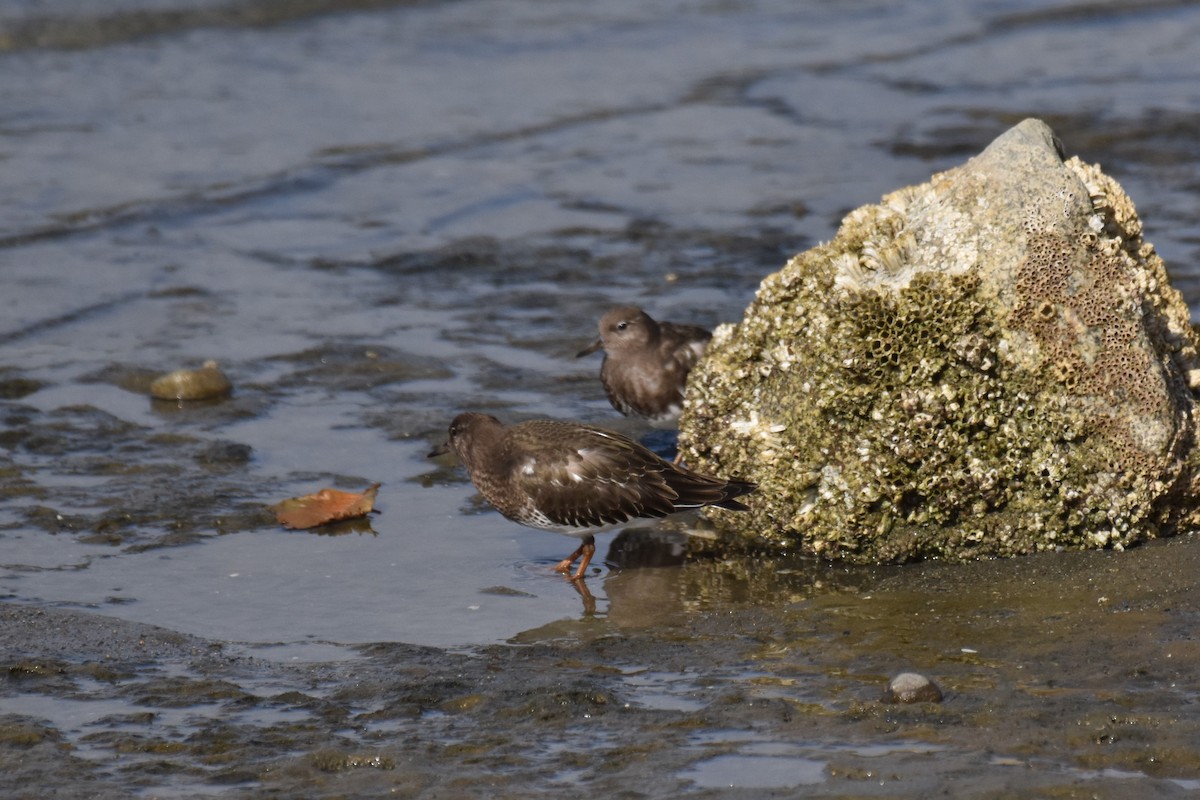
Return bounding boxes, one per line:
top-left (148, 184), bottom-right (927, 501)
top-left (515, 437), bottom-right (677, 529)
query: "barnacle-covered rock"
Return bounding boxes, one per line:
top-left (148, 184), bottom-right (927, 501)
top-left (680, 118), bottom-right (1200, 563)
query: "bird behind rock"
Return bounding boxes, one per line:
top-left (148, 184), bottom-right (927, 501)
top-left (577, 306), bottom-right (711, 428)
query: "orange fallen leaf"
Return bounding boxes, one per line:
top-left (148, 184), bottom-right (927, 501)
top-left (270, 483), bottom-right (381, 529)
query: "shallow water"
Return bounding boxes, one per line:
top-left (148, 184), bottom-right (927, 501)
top-left (3, 0), bottom-right (1200, 797)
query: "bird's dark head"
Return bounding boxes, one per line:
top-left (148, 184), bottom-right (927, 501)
top-left (429, 412), bottom-right (504, 461)
top-left (592, 305), bottom-right (657, 354)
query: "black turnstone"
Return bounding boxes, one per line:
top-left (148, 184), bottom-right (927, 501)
top-left (430, 412), bottom-right (755, 580)
top-left (577, 306), bottom-right (712, 428)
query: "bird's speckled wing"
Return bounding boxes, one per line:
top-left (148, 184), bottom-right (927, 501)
top-left (661, 323), bottom-right (711, 371)
top-left (511, 424), bottom-right (678, 530)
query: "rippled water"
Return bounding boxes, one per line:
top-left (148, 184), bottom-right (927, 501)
top-left (3, 0), bottom-right (1200, 797)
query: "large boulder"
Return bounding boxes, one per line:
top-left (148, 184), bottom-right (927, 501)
top-left (681, 118), bottom-right (1200, 562)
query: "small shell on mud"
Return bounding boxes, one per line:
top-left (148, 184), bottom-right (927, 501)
top-left (881, 672), bottom-right (943, 704)
top-left (150, 360), bottom-right (232, 401)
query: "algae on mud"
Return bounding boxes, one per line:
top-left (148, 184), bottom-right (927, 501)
top-left (680, 118), bottom-right (1200, 563)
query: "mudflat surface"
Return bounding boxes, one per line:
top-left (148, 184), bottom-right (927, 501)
top-left (3, 1), bottom-right (1200, 797)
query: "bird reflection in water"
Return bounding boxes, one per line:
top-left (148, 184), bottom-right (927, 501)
top-left (567, 524), bottom-right (694, 621)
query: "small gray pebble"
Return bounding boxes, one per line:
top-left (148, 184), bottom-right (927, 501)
top-left (881, 672), bottom-right (943, 703)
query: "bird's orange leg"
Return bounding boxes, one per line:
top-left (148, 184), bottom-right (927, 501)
top-left (555, 535), bottom-right (596, 580)
top-left (571, 539), bottom-right (597, 581)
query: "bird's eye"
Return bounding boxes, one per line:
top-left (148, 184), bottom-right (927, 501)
top-left (616, 321), bottom-right (628, 331)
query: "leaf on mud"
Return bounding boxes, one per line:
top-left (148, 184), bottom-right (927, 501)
top-left (270, 483), bottom-right (381, 529)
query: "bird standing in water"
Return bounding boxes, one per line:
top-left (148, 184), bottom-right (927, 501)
top-left (430, 412), bottom-right (754, 580)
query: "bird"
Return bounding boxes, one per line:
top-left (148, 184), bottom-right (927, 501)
top-left (429, 412), bottom-right (755, 580)
top-left (577, 306), bottom-right (712, 429)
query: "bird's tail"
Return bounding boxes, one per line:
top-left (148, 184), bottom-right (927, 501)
top-left (712, 478), bottom-right (756, 511)
top-left (667, 468), bottom-right (757, 511)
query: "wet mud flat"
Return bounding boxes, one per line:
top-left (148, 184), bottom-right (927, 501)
top-left (5, 533), bottom-right (1200, 798)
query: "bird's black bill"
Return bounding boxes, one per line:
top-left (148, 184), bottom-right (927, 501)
top-left (575, 339), bottom-right (603, 358)
top-left (427, 441), bottom-right (450, 458)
